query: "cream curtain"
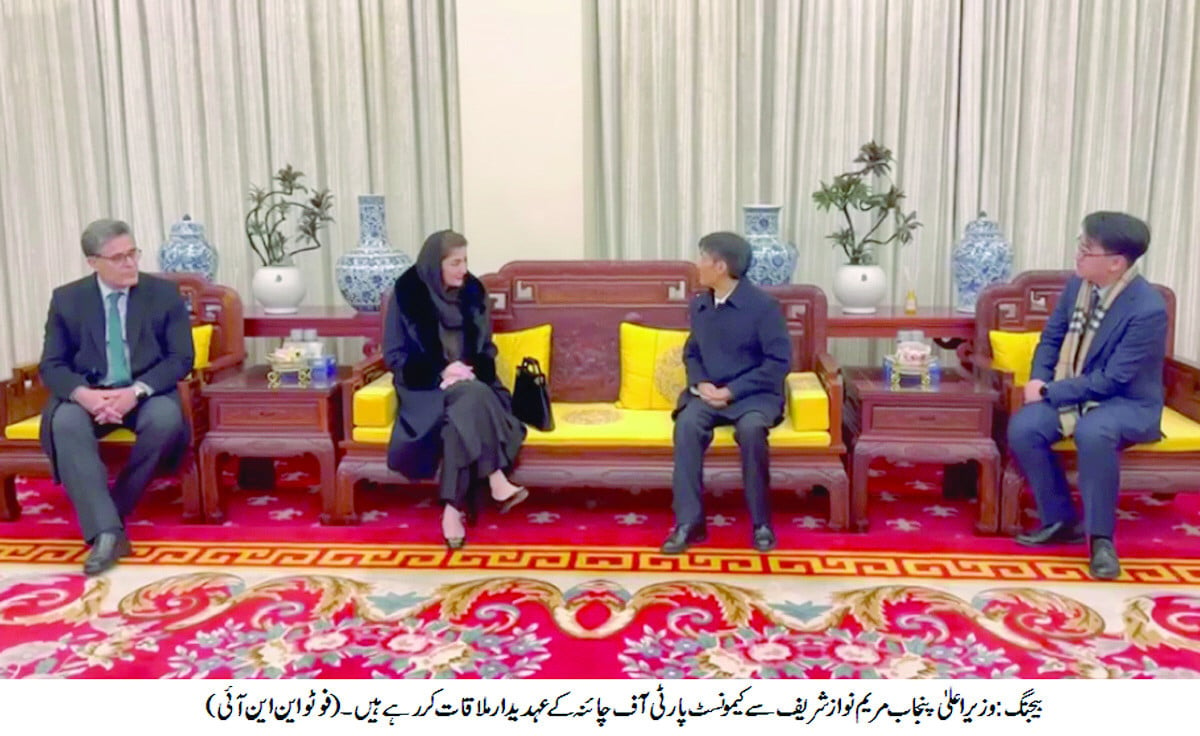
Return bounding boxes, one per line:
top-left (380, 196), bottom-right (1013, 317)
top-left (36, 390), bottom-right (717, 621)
top-left (590, 0), bottom-right (1200, 361)
top-left (0, 0), bottom-right (461, 376)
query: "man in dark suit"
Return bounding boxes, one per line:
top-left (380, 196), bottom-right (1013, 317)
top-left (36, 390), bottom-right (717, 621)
top-left (661, 232), bottom-right (792, 554)
top-left (39, 219), bottom-right (194, 575)
top-left (1008, 211), bottom-right (1165, 580)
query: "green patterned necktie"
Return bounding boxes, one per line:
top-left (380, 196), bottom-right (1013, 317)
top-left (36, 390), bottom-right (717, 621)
top-left (106, 291), bottom-right (131, 386)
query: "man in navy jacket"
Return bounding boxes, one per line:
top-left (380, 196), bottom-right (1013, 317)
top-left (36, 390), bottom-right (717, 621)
top-left (1008, 211), bottom-right (1166, 579)
top-left (39, 219), bottom-right (194, 576)
top-left (661, 232), bottom-right (791, 554)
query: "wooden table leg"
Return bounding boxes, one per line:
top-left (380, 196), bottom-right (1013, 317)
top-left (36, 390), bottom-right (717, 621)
top-left (198, 440), bottom-right (225, 524)
top-left (851, 449), bottom-right (872, 532)
top-left (975, 448), bottom-right (1000, 534)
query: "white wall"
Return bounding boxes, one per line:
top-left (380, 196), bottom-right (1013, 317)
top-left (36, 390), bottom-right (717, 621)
top-left (456, 0), bottom-right (587, 276)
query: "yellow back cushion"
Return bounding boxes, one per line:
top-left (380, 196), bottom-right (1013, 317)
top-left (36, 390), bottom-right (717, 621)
top-left (191, 324), bottom-right (214, 370)
top-left (989, 330), bottom-right (1041, 385)
top-left (493, 324), bottom-right (552, 393)
top-left (617, 323), bottom-right (689, 410)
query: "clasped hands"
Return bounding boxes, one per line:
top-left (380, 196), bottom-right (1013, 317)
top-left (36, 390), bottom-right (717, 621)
top-left (440, 360), bottom-right (475, 390)
top-left (1023, 378), bottom-right (1047, 405)
top-left (74, 386), bottom-right (139, 425)
top-left (697, 381), bottom-right (733, 409)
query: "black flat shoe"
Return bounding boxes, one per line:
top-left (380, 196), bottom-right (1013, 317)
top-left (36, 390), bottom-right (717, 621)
top-left (1089, 538), bottom-right (1120, 580)
top-left (496, 486), bottom-right (529, 514)
top-left (660, 523), bottom-right (707, 555)
top-left (752, 525), bottom-right (777, 553)
top-left (442, 508), bottom-right (466, 550)
top-left (1015, 520), bottom-right (1085, 547)
top-left (84, 530), bottom-right (132, 576)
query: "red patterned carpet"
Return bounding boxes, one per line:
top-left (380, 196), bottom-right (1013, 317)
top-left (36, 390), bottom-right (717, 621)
top-left (2, 459), bottom-right (1200, 679)
top-left (2, 572), bottom-right (1199, 678)
top-left (3, 458), bottom-right (1200, 582)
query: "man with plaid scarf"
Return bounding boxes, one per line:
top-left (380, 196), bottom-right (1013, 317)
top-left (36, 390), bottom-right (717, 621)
top-left (1007, 211), bottom-right (1166, 579)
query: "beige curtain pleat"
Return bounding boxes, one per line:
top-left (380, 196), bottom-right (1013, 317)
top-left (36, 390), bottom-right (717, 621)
top-left (0, 0), bottom-right (461, 375)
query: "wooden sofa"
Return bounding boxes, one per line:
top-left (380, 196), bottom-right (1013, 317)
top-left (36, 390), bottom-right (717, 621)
top-left (970, 270), bottom-right (1200, 534)
top-left (0, 273), bottom-right (245, 523)
top-left (333, 260), bottom-right (850, 529)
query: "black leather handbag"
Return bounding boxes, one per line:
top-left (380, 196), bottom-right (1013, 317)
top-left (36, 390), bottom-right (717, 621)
top-left (511, 357), bottom-right (554, 431)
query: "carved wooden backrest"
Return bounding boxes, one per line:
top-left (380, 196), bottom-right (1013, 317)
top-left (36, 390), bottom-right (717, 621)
top-left (374, 262), bottom-right (830, 405)
top-left (763, 284), bottom-right (829, 373)
top-left (481, 261), bottom-right (700, 403)
top-left (974, 270), bottom-right (1176, 362)
top-left (160, 273), bottom-right (245, 363)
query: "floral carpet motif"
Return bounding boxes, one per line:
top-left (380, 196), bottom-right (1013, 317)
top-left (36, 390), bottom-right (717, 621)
top-left (5, 458), bottom-right (1200, 568)
top-left (1, 572), bottom-right (1198, 679)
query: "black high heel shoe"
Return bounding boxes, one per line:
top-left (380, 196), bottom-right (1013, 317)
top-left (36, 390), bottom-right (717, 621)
top-left (442, 506), bottom-right (466, 549)
top-left (495, 486), bottom-right (529, 514)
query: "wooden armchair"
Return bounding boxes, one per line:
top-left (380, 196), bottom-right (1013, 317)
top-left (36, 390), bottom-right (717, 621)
top-left (970, 270), bottom-right (1200, 534)
top-left (0, 273), bottom-right (245, 523)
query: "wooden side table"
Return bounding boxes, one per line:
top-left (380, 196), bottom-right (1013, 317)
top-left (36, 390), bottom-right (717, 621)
top-left (244, 306), bottom-right (382, 355)
top-left (199, 365), bottom-right (349, 524)
top-left (843, 367), bottom-right (1000, 533)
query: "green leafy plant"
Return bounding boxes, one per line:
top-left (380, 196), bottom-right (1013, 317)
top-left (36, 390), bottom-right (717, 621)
top-left (245, 164), bottom-right (335, 267)
top-left (812, 141), bottom-right (921, 266)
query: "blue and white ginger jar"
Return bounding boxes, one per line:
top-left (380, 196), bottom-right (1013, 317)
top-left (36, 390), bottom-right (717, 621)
top-left (742, 204), bottom-right (799, 286)
top-left (336, 195), bottom-right (413, 312)
top-left (159, 214), bottom-right (218, 281)
top-left (952, 211), bottom-right (1013, 313)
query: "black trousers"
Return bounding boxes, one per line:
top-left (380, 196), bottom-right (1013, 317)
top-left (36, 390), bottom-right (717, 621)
top-left (671, 400), bottom-right (771, 527)
top-left (49, 396), bottom-right (188, 543)
top-left (438, 381), bottom-right (525, 509)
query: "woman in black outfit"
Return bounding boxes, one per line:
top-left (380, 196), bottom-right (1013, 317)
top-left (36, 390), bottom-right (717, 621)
top-left (383, 229), bottom-right (528, 547)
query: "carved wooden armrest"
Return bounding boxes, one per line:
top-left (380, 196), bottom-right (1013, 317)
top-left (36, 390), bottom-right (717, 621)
top-left (0, 363), bottom-right (48, 426)
top-left (342, 354), bottom-right (390, 438)
top-left (1165, 356), bottom-right (1200, 423)
top-left (974, 364), bottom-right (1021, 415)
top-left (814, 352), bottom-right (844, 449)
top-left (175, 376), bottom-right (200, 437)
top-left (197, 353), bottom-right (245, 385)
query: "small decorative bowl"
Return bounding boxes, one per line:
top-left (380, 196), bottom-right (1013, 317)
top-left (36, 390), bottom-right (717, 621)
top-left (266, 358), bottom-right (312, 388)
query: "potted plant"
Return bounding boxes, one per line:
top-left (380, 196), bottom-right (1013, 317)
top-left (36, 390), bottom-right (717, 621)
top-left (812, 141), bottom-right (921, 313)
top-left (245, 164), bottom-right (334, 313)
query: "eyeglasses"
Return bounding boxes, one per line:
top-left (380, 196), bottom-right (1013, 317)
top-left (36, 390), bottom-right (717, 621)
top-left (1074, 240), bottom-right (1113, 259)
top-left (90, 248), bottom-right (142, 265)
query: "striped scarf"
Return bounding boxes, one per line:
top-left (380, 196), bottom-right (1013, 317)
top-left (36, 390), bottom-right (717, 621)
top-left (1053, 266), bottom-right (1139, 436)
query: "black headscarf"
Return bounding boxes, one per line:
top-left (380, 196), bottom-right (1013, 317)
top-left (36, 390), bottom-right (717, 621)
top-left (414, 230), bottom-right (465, 329)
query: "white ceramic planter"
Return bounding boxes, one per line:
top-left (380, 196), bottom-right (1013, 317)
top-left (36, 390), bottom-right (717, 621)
top-left (252, 265), bottom-right (306, 314)
top-left (832, 264), bottom-right (887, 314)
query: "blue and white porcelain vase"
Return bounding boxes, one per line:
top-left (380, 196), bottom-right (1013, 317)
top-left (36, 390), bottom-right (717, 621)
top-left (335, 195), bottom-right (413, 312)
top-left (742, 204), bottom-right (799, 286)
top-left (952, 211), bottom-right (1013, 313)
top-left (159, 214), bottom-right (218, 281)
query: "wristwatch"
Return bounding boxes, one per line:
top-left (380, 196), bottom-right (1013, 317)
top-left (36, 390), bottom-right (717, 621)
top-left (133, 384), bottom-right (151, 401)
top-left (1039, 384), bottom-right (1049, 399)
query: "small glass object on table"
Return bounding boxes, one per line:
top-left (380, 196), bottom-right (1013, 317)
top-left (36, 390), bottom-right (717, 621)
top-left (883, 336), bottom-right (941, 389)
top-left (266, 345), bottom-right (313, 388)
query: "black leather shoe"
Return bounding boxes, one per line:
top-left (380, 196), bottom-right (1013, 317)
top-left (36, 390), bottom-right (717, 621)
top-left (83, 530), bottom-right (132, 576)
top-left (1015, 520), bottom-right (1085, 547)
top-left (1089, 538), bottom-right (1120, 580)
top-left (752, 525), bottom-right (777, 552)
top-left (660, 523), bottom-right (707, 555)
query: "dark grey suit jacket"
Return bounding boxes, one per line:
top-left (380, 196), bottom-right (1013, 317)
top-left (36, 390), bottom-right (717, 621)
top-left (38, 273), bottom-right (195, 480)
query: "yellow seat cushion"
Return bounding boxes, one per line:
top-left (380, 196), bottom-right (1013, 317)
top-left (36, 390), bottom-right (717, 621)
top-left (1052, 408), bottom-right (1200, 453)
top-left (616, 323), bottom-right (689, 410)
top-left (353, 372), bottom-right (397, 429)
top-left (351, 402), bottom-right (831, 447)
top-left (787, 372), bottom-right (830, 432)
top-left (4, 416), bottom-right (135, 442)
top-left (191, 324), bottom-right (214, 370)
top-left (989, 330), bottom-right (1041, 386)
top-left (493, 324), bottom-right (552, 393)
